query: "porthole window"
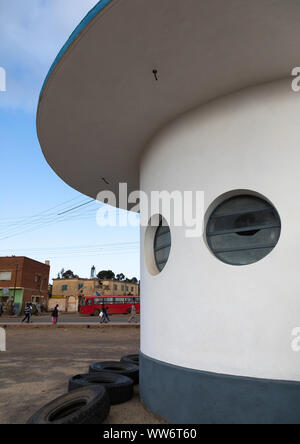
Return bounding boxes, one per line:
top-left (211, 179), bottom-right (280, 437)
top-left (154, 220), bottom-right (171, 272)
top-left (206, 194), bottom-right (281, 266)
top-left (145, 215), bottom-right (171, 275)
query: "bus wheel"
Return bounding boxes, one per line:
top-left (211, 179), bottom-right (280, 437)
top-left (93, 309), bottom-right (100, 317)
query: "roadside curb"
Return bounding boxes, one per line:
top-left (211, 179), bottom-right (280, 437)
top-left (0, 323), bottom-right (140, 329)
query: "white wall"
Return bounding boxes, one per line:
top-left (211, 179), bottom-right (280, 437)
top-left (140, 78), bottom-right (300, 382)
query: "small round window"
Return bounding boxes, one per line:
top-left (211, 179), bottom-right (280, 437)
top-left (206, 194), bottom-right (281, 266)
top-left (154, 219), bottom-right (171, 272)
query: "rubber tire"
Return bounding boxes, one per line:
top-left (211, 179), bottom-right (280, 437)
top-left (68, 372), bottom-right (134, 405)
top-left (121, 354), bottom-right (139, 366)
top-left (27, 386), bottom-right (110, 425)
top-left (89, 361), bottom-right (139, 385)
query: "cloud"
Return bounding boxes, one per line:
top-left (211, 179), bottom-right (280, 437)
top-left (0, 0), bottom-right (99, 113)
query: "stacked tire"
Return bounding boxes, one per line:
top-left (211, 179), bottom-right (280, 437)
top-left (89, 361), bottom-right (139, 385)
top-left (27, 387), bottom-right (110, 425)
top-left (68, 372), bottom-right (134, 405)
top-left (27, 353), bottom-right (140, 424)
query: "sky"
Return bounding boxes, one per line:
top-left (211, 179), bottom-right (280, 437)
top-left (0, 0), bottom-right (140, 282)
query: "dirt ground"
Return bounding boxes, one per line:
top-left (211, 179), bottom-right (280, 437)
top-left (0, 326), bottom-right (168, 424)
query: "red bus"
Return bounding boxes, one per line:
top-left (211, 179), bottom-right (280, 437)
top-left (80, 295), bottom-right (140, 316)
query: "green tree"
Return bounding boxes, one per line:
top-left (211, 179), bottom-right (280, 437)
top-left (116, 273), bottom-right (126, 282)
top-left (62, 270), bottom-right (78, 279)
top-left (97, 270), bottom-right (115, 280)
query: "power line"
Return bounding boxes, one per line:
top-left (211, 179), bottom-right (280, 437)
top-left (0, 200), bottom-right (103, 240)
top-left (57, 199), bottom-right (95, 215)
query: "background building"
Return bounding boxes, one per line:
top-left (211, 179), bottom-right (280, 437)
top-left (0, 257), bottom-right (50, 315)
top-left (50, 277), bottom-right (139, 312)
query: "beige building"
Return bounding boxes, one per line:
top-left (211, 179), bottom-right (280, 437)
top-left (100, 280), bottom-right (139, 297)
top-left (51, 278), bottom-right (140, 312)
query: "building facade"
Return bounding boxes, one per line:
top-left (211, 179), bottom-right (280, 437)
top-left (100, 280), bottom-right (139, 297)
top-left (0, 257), bottom-right (50, 315)
top-left (37, 0), bottom-right (300, 424)
top-left (51, 277), bottom-right (139, 312)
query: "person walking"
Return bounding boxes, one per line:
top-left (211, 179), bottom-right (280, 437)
top-left (104, 306), bottom-right (110, 323)
top-left (99, 308), bottom-right (107, 324)
top-left (100, 306), bottom-right (110, 324)
top-left (36, 302), bottom-right (41, 316)
top-left (51, 305), bottom-right (59, 325)
top-left (22, 303), bottom-right (32, 324)
top-left (128, 304), bottom-right (137, 323)
top-left (0, 304), bottom-right (3, 317)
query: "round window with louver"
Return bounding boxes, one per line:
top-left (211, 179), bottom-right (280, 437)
top-left (154, 220), bottom-right (171, 273)
top-left (206, 194), bottom-right (281, 266)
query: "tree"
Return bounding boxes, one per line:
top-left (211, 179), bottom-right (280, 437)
top-left (97, 270), bottom-right (115, 280)
top-left (131, 277), bottom-right (138, 284)
top-left (116, 273), bottom-right (125, 282)
top-left (62, 270), bottom-right (78, 279)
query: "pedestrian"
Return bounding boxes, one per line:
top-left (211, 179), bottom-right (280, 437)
top-left (22, 303), bottom-right (32, 324)
top-left (100, 306), bottom-right (109, 324)
top-left (51, 304), bottom-right (59, 325)
top-left (104, 306), bottom-right (110, 323)
top-left (0, 304), bottom-right (3, 317)
top-left (99, 309), bottom-right (107, 324)
top-left (36, 302), bottom-right (41, 316)
top-left (128, 304), bottom-right (137, 323)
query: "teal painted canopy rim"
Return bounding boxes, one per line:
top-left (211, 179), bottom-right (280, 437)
top-left (39, 0), bottom-right (113, 99)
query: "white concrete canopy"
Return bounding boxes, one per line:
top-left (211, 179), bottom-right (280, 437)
top-left (37, 0), bottom-right (300, 206)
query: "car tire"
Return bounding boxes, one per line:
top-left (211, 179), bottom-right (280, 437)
top-left (27, 387), bottom-right (110, 425)
top-left (89, 361), bottom-right (139, 385)
top-left (121, 354), bottom-right (139, 366)
top-left (68, 372), bottom-right (134, 405)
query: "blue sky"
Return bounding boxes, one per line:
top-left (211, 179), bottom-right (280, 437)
top-left (0, 0), bottom-right (140, 282)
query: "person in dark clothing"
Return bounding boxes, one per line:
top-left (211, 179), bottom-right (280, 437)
top-left (0, 304), bottom-right (3, 317)
top-left (100, 306), bottom-right (110, 324)
top-left (22, 303), bottom-right (32, 324)
top-left (51, 305), bottom-right (59, 325)
top-left (104, 306), bottom-right (110, 323)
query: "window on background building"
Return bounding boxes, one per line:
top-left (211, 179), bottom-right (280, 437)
top-left (62, 285), bottom-right (68, 291)
top-left (78, 284), bottom-right (83, 290)
top-left (154, 220), bottom-right (172, 272)
top-left (121, 285), bottom-right (124, 291)
top-left (0, 272), bottom-right (12, 281)
top-left (131, 287), bottom-right (134, 292)
top-left (206, 194), bottom-right (281, 266)
top-left (114, 284), bottom-right (118, 291)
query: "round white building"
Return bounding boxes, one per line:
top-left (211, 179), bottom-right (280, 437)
top-left (37, 0), bottom-right (300, 424)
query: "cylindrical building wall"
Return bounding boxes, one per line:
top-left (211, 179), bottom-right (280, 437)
top-left (139, 79), bottom-right (300, 423)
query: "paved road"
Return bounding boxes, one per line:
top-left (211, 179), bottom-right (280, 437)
top-left (0, 314), bottom-right (140, 325)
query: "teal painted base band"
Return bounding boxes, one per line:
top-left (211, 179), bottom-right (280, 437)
top-left (140, 352), bottom-right (300, 424)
